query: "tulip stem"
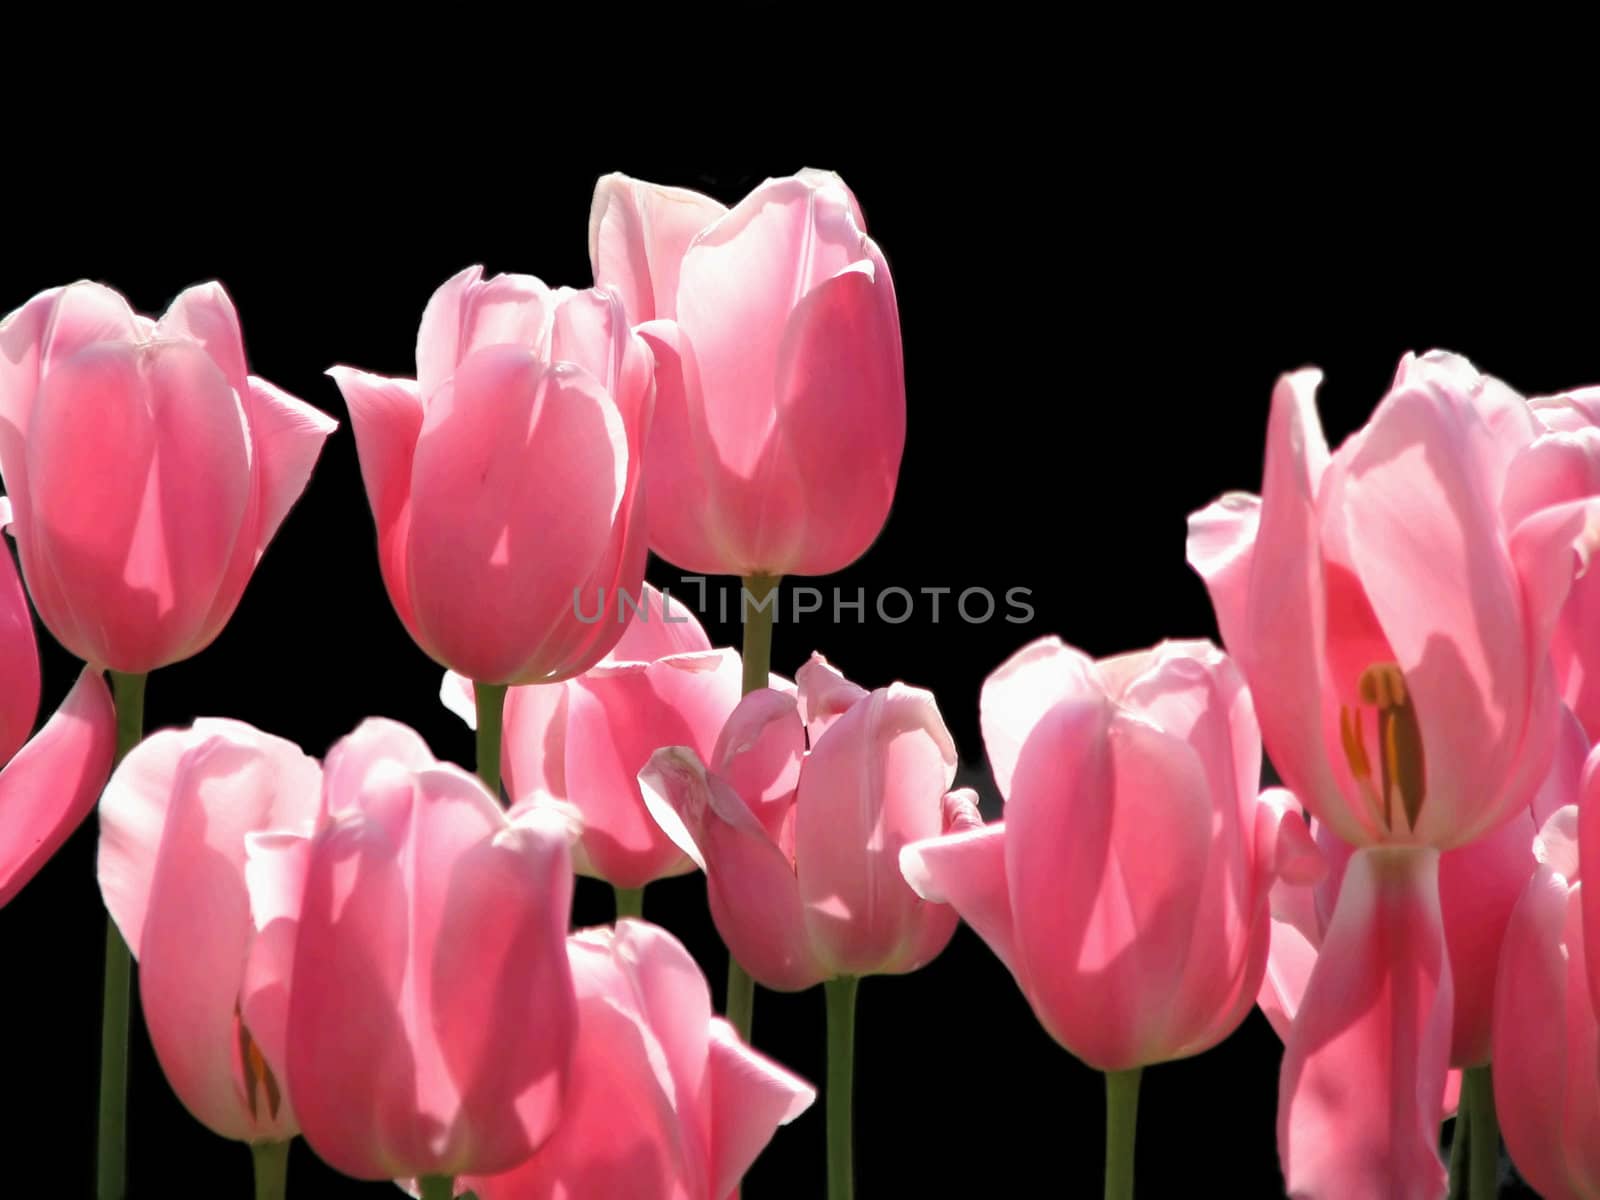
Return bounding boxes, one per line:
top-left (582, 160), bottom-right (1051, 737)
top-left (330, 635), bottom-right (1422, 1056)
top-left (1447, 1107), bottom-right (1469, 1197)
top-left (724, 574), bottom-right (781, 1044)
top-left (1104, 1067), bottom-right (1142, 1200)
top-left (1464, 1065), bottom-right (1498, 1200)
top-left (419, 1176), bottom-right (454, 1200)
top-left (97, 669), bottom-right (147, 1200)
top-left (474, 681), bottom-right (508, 803)
top-left (614, 886), bottom-right (644, 920)
top-left (251, 1139), bottom-right (290, 1200)
top-left (825, 975), bottom-right (859, 1200)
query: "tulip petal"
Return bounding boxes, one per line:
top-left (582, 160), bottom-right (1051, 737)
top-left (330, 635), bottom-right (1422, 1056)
top-left (705, 1018), bottom-right (816, 1199)
top-left (795, 652), bottom-right (867, 745)
top-left (604, 581), bottom-right (713, 664)
top-left (328, 367), bottom-right (425, 642)
top-left (900, 820), bottom-right (1018, 974)
top-left (0, 497), bottom-right (40, 763)
top-left (158, 282), bottom-right (249, 402)
top-left (979, 636), bottom-right (1098, 801)
top-left (1185, 492), bottom-right (1261, 653)
top-left (416, 267), bottom-right (554, 402)
top-left (242, 375), bottom-right (338, 556)
top-left (0, 667), bottom-right (114, 907)
top-left (794, 685), bottom-right (957, 977)
top-left (1278, 847), bottom-right (1451, 1200)
top-left (588, 173), bottom-right (727, 324)
top-left (766, 253), bottom-right (904, 576)
top-left (319, 717), bottom-right (435, 819)
top-left (639, 747), bottom-right (825, 991)
top-left (139, 738), bottom-right (303, 1141)
top-left (240, 830), bottom-right (314, 1094)
top-left (711, 688), bottom-right (806, 842)
top-left (563, 650), bottom-right (741, 886)
top-left (406, 350), bottom-right (626, 684)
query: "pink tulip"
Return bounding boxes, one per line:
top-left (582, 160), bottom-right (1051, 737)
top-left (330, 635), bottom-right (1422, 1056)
top-left (590, 170), bottom-right (904, 578)
top-left (0, 498), bottom-right (116, 906)
top-left (96, 719), bottom-right (322, 1143)
top-left (900, 638), bottom-right (1321, 1071)
top-left (285, 719), bottom-right (578, 1182)
top-left (1493, 806), bottom-right (1600, 1199)
top-left (441, 583), bottom-right (744, 888)
top-left (331, 266), bottom-right (653, 685)
top-left (467, 919), bottom-right (814, 1199)
top-left (0, 281), bottom-right (336, 673)
top-left (639, 654), bottom-right (967, 988)
top-left (1187, 350), bottom-right (1600, 1198)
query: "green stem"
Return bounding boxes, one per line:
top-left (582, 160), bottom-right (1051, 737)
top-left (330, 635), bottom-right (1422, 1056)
top-left (824, 976), bottom-right (859, 1200)
top-left (1104, 1067), bottom-right (1142, 1200)
top-left (418, 1177), bottom-right (455, 1200)
top-left (474, 681), bottom-right (508, 802)
top-left (1464, 1065), bottom-right (1498, 1200)
top-left (1448, 1106), bottom-right (1469, 1199)
top-left (724, 575), bottom-right (780, 1044)
top-left (614, 886), bottom-right (644, 921)
top-left (251, 1140), bottom-right (290, 1200)
top-left (98, 670), bottom-right (147, 1200)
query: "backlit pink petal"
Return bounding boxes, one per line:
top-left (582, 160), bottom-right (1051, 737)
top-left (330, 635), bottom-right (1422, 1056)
top-left (979, 636), bottom-right (1098, 800)
top-left (328, 367), bottom-right (425, 642)
top-left (0, 497), bottom-right (40, 763)
top-left (158, 282), bottom-right (249, 401)
top-left (1185, 492), bottom-right (1261, 653)
top-left (1278, 847), bottom-right (1451, 1200)
top-left (1256, 913), bottom-right (1318, 1042)
top-left (603, 581), bottom-right (713, 665)
top-left (636, 320), bottom-right (720, 575)
top-left (562, 649), bottom-right (742, 886)
top-left (765, 255), bottom-right (904, 577)
top-left (705, 1018), bottom-right (816, 1198)
top-left (241, 375), bottom-right (339, 558)
top-left (319, 717), bottom-right (435, 818)
top-left (794, 652), bottom-right (867, 745)
top-left (406, 350), bottom-right (625, 684)
top-left (709, 688), bottom-right (805, 842)
top-left (0, 667), bottom-right (114, 907)
top-left (639, 747), bottom-right (826, 991)
top-left (900, 820), bottom-right (1018, 974)
top-left (139, 738), bottom-right (306, 1141)
top-left (794, 685), bottom-right (957, 977)
top-left (1341, 382), bottom-right (1535, 844)
top-left (588, 173), bottom-right (728, 323)
top-left (1005, 696), bottom-right (1215, 1069)
top-left (27, 339), bottom-right (251, 670)
top-left (417, 266), bottom-right (554, 401)
top-left (1254, 788), bottom-right (1324, 890)
top-left (1580, 745), bottom-right (1600, 1017)
top-left (239, 830), bottom-right (314, 1089)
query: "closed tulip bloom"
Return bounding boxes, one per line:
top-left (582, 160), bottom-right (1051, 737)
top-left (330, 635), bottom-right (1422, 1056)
top-left (900, 638), bottom-right (1322, 1071)
top-left (443, 584), bottom-right (745, 889)
top-left (468, 920), bottom-right (815, 1199)
top-left (1187, 350), bottom-right (1600, 1198)
top-left (0, 499), bottom-right (116, 906)
top-left (96, 719), bottom-right (322, 1143)
top-left (640, 654), bottom-right (969, 989)
top-left (590, 170), bottom-right (904, 578)
top-left (1493, 806), bottom-right (1600, 1199)
top-left (285, 719), bottom-right (578, 1182)
top-left (331, 266), bottom-right (654, 685)
top-left (0, 282), bottom-right (336, 673)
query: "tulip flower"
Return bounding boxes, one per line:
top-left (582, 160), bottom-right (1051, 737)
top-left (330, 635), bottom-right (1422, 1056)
top-left (1493, 805), bottom-right (1600, 1199)
top-left (640, 653), bottom-right (969, 1200)
top-left (96, 718), bottom-right (322, 1191)
top-left (0, 281), bottom-right (336, 674)
top-left (589, 170), bottom-right (904, 581)
top-left (284, 718), bottom-right (578, 1191)
top-left (1187, 350), bottom-right (1600, 1199)
top-left (443, 583), bottom-right (746, 910)
top-left (466, 919), bottom-right (815, 1199)
top-left (0, 498), bottom-right (116, 907)
top-left (330, 266), bottom-right (653, 692)
top-left (900, 637), bottom-right (1320, 1200)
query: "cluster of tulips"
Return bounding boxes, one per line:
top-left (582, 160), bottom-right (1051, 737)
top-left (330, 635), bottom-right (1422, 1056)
top-left (3, 167), bottom-right (1600, 1200)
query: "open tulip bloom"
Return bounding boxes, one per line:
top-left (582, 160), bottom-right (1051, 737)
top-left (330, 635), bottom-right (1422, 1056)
top-left (13, 167), bottom-right (1600, 1200)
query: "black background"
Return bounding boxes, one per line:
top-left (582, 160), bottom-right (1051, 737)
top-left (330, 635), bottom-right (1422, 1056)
top-left (3, 143), bottom-right (1595, 1198)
